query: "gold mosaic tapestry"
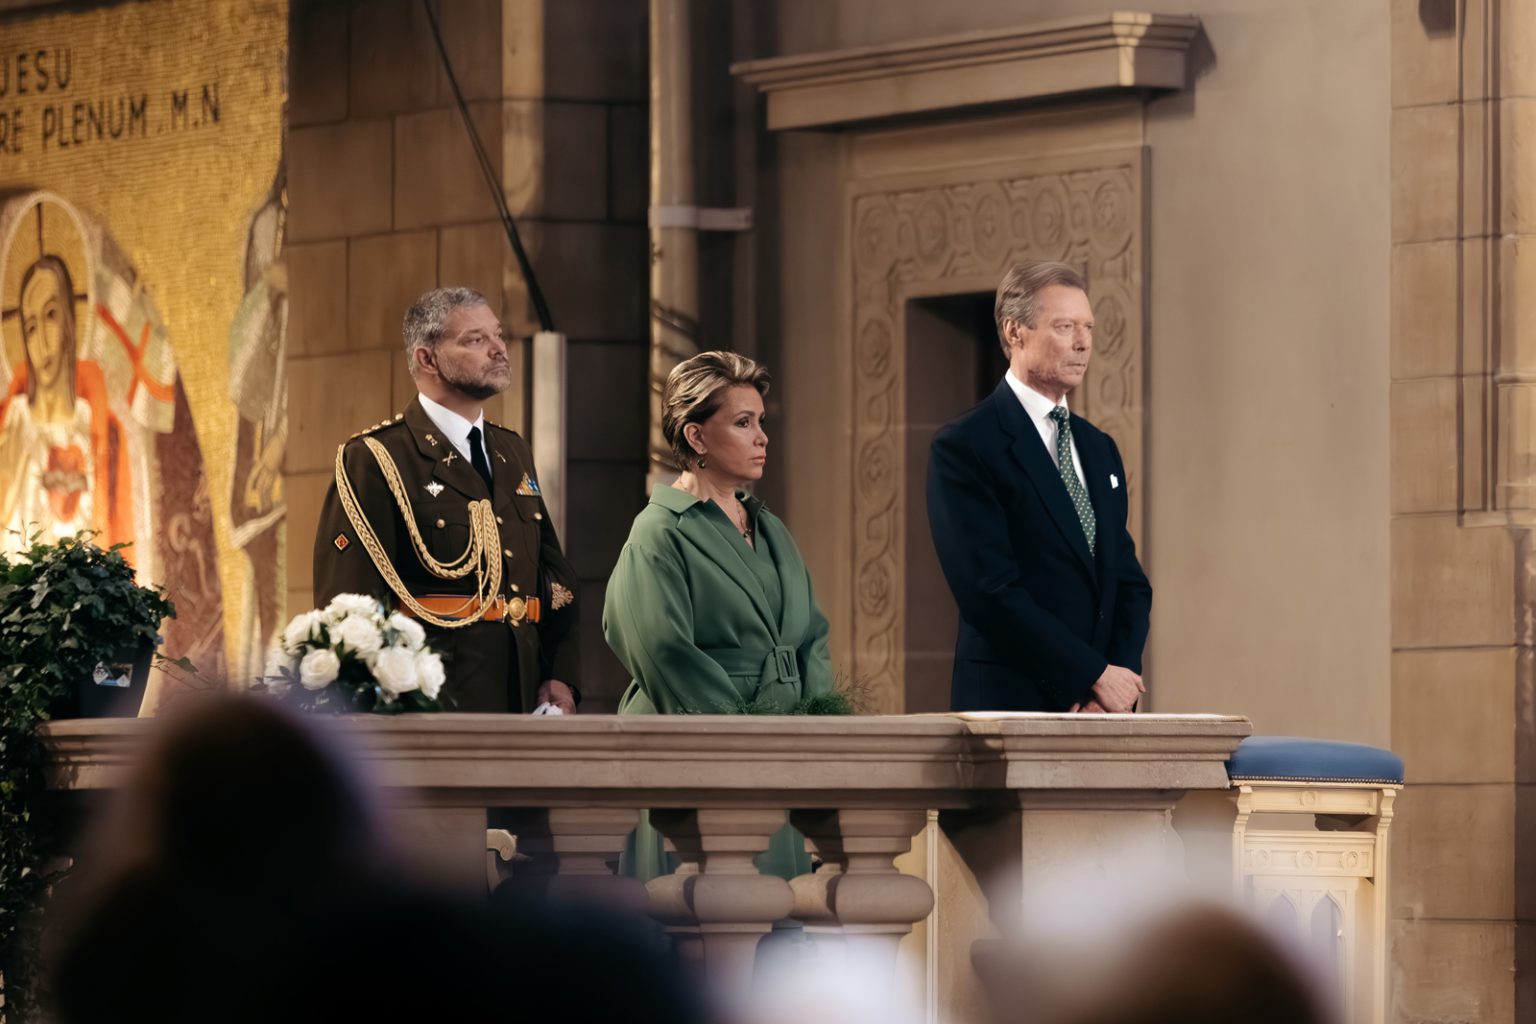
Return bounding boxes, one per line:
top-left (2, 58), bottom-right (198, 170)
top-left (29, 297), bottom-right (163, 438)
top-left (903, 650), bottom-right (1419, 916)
top-left (0, 0), bottom-right (289, 698)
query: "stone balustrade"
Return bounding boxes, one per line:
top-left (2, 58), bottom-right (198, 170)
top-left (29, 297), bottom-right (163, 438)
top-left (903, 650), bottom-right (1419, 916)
top-left (40, 712), bottom-right (1249, 1015)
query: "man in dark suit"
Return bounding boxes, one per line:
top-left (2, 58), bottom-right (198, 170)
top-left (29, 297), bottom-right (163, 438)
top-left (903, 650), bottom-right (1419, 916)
top-left (312, 287), bottom-right (580, 714)
top-left (927, 261), bottom-right (1151, 713)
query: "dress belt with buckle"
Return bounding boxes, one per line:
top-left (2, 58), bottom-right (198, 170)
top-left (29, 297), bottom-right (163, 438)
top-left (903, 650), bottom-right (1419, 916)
top-left (700, 645), bottom-right (801, 684)
top-left (402, 594), bottom-right (541, 626)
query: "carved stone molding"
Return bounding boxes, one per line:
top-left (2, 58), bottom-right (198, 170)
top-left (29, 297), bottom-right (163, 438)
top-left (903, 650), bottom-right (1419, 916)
top-left (733, 13), bottom-right (1200, 131)
top-left (848, 149), bottom-right (1145, 711)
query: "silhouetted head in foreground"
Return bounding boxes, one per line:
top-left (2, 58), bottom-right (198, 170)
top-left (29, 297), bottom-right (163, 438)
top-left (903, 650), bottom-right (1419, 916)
top-left (116, 694), bottom-right (379, 891)
top-left (50, 697), bottom-right (710, 1024)
top-left (978, 903), bottom-right (1333, 1024)
top-left (49, 698), bottom-right (385, 1022)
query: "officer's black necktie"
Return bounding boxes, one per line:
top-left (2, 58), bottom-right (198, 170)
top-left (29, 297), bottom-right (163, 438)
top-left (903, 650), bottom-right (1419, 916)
top-left (467, 425), bottom-right (493, 491)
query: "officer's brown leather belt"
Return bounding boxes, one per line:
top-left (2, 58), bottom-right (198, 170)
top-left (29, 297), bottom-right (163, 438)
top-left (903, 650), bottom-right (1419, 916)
top-left (401, 594), bottom-right (541, 626)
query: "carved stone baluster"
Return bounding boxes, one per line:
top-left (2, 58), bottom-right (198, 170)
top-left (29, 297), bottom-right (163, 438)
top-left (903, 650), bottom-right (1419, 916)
top-left (499, 807), bottom-right (646, 908)
top-left (487, 828), bottom-right (519, 892)
top-left (789, 808), bottom-right (934, 979)
top-left (646, 808), bottom-right (795, 990)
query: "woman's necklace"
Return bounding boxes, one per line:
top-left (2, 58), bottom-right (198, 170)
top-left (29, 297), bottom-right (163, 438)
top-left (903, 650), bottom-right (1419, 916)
top-left (729, 499), bottom-right (754, 544)
top-left (682, 474), bottom-right (754, 544)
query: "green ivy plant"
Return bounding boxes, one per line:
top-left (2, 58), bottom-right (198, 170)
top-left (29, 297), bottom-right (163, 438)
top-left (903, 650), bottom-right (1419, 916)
top-left (0, 532), bottom-right (182, 1019)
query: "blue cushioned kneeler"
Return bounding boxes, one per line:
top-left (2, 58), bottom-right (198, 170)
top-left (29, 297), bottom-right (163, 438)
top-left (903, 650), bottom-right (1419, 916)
top-left (1226, 736), bottom-right (1404, 785)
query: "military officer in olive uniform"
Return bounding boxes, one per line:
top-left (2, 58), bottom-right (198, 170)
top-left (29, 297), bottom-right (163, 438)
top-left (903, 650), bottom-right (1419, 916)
top-left (313, 286), bottom-right (579, 713)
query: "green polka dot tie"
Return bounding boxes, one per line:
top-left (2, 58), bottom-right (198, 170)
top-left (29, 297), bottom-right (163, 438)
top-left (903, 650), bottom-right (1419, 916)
top-left (1048, 406), bottom-right (1096, 554)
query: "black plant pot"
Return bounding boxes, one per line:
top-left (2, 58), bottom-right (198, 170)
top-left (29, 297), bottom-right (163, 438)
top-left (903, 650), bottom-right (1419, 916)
top-left (71, 639), bottom-right (155, 718)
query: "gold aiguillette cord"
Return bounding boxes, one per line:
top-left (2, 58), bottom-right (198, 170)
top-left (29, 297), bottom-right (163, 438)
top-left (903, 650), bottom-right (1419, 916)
top-left (333, 438), bottom-right (503, 629)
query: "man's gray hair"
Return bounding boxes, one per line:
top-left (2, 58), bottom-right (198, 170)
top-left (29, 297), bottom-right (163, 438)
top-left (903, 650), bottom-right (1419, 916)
top-left (993, 261), bottom-right (1088, 356)
top-left (403, 286), bottom-right (489, 376)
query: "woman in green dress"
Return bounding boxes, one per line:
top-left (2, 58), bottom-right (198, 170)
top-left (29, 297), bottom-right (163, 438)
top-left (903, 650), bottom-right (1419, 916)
top-left (604, 351), bottom-right (834, 881)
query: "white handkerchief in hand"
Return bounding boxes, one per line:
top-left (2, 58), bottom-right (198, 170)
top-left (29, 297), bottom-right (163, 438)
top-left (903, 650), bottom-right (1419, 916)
top-left (1110, 474), bottom-right (1120, 489)
top-left (532, 702), bottom-right (565, 716)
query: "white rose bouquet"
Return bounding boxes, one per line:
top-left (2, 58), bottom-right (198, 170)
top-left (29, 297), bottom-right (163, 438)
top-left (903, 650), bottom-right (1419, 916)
top-left (261, 594), bottom-right (446, 714)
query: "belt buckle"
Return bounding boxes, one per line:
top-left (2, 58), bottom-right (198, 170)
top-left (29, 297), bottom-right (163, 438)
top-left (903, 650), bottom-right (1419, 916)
top-left (503, 595), bottom-right (527, 626)
top-left (772, 645), bottom-right (799, 684)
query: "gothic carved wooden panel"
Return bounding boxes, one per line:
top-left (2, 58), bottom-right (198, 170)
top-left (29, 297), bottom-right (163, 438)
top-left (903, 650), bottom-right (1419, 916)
top-left (847, 148), bottom-right (1145, 711)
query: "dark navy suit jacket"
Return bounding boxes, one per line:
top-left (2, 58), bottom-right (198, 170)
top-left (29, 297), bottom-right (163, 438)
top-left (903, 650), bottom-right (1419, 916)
top-left (926, 381), bottom-right (1152, 712)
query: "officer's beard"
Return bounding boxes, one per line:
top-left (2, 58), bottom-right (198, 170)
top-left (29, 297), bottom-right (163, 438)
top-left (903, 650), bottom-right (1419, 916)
top-left (437, 357), bottom-right (510, 401)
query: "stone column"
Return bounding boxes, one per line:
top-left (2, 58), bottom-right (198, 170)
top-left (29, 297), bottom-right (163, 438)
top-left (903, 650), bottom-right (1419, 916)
top-left (498, 807), bottom-right (647, 908)
top-left (646, 0), bottom-right (700, 490)
top-left (788, 808), bottom-right (934, 981)
top-left (646, 808), bottom-right (794, 990)
top-left (1389, 2), bottom-right (1536, 1019)
top-left (937, 795), bottom-right (1185, 1024)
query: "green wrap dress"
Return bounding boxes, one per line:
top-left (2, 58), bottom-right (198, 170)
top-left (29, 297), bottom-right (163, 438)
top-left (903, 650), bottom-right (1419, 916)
top-left (603, 484), bottom-right (834, 880)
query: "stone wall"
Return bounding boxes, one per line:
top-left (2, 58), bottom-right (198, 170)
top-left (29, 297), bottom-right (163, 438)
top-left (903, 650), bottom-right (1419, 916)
top-left (742, 0), bottom-right (1536, 1019)
top-left (285, 0), bottom-right (648, 710)
top-left (1388, 1), bottom-right (1536, 1020)
top-left (277, 1), bottom-right (1536, 1012)
top-left (745, 0), bottom-right (1393, 742)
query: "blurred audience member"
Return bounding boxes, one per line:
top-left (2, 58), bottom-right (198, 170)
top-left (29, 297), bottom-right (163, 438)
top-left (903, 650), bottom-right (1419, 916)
top-left (976, 902), bottom-right (1334, 1024)
top-left (50, 696), bottom-right (387, 1023)
top-left (48, 697), bottom-right (708, 1024)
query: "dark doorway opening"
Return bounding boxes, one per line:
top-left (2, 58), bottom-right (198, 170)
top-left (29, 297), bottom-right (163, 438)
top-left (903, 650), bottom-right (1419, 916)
top-left (903, 292), bottom-right (1006, 713)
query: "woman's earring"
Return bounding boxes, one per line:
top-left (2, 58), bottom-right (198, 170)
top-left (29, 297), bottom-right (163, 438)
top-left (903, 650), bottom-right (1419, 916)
top-left (697, 453), bottom-right (708, 469)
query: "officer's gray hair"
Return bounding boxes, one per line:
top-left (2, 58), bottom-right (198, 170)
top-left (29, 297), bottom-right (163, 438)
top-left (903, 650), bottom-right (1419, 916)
top-left (403, 287), bottom-right (490, 376)
top-left (993, 261), bottom-right (1088, 357)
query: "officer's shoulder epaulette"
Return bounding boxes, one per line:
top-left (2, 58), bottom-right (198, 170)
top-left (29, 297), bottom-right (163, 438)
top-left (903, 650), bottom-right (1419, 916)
top-left (485, 418), bottom-right (523, 438)
top-left (348, 412), bottom-right (407, 441)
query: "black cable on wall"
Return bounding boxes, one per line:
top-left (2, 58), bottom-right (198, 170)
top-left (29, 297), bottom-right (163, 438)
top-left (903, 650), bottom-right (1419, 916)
top-left (421, 0), bottom-right (556, 333)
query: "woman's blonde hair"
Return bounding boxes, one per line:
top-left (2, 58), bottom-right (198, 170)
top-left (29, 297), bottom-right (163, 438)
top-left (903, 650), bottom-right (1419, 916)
top-left (661, 351), bottom-right (771, 469)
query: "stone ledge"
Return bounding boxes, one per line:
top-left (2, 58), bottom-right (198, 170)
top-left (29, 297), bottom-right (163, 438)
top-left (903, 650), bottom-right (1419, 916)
top-left (732, 12), bottom-right (1200, 131)
top-left (41, 712), bottom-right (1248, 805)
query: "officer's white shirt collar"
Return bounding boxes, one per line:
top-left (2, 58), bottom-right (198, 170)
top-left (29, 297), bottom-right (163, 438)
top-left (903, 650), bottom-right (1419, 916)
top-left (1004, 369), bottom-right (1085, 484)
top-left (417, 393), bottom-right (488, 472)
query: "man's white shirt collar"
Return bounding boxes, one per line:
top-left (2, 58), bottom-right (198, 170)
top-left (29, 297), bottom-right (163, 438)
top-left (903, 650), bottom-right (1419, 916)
top-left (417, 393), bottom-right (486, 468)
top-left (1004, 369), bottom-right (1069, 424)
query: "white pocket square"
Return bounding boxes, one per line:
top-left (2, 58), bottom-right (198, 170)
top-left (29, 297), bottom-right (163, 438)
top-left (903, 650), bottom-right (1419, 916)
top-left (1110, 474), bottom-right (1120, 489)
